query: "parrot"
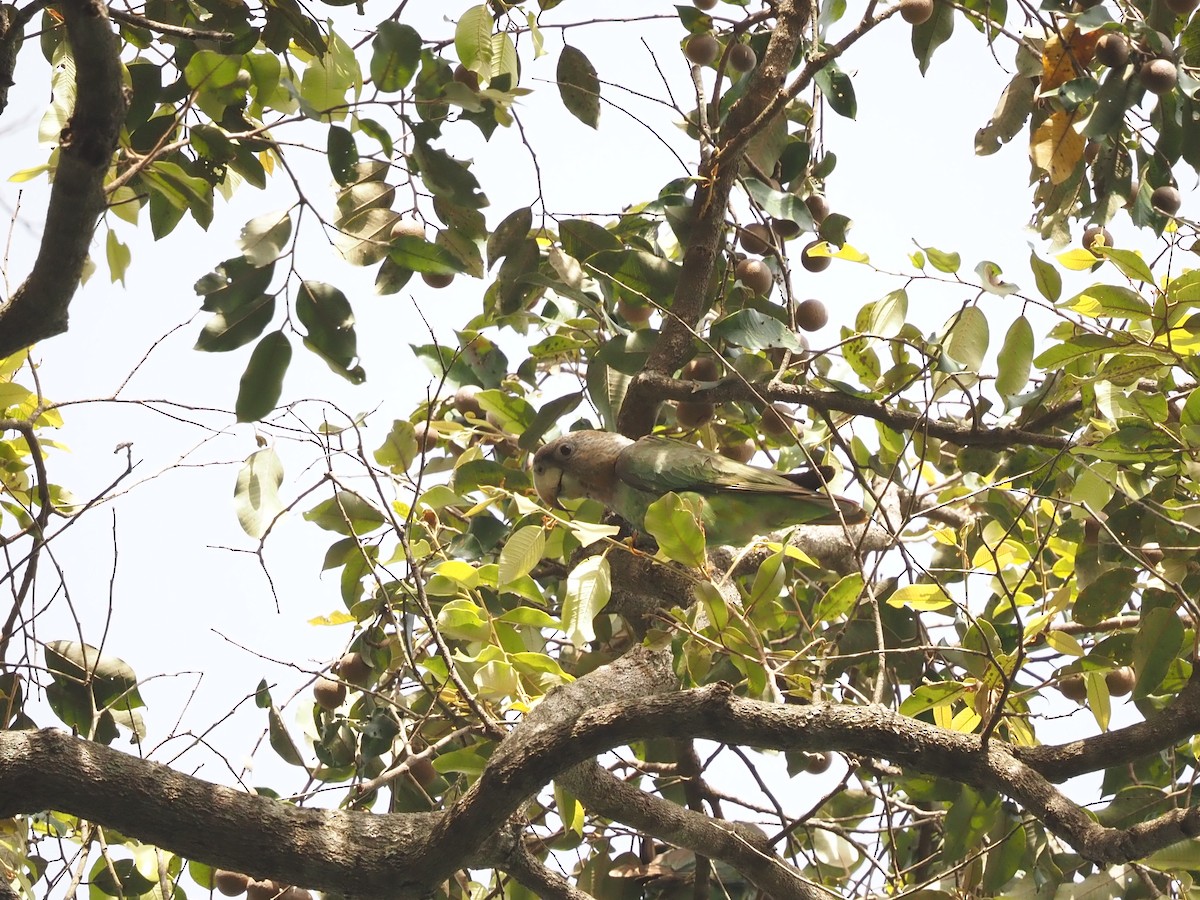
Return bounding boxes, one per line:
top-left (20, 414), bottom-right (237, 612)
top-left (531, 430), bottom-right (866, 547)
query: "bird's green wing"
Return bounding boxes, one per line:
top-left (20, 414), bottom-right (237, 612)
top-left (617, 435), bottom-right (813, 494)
top-left (616, 435), bottom-right (866, 529)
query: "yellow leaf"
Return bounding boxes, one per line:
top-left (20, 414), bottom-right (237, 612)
top-left (886, 583), bottom-right (954, 612)
top-left (1056, 248), bottom-right (1100, 270)
top-left (1045, 630), bottom-right (1083, 657)
top-left (1031, 110), bottom-right (1085, 184)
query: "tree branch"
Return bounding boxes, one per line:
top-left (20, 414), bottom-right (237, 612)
top-left (561, 761), bottom-right (825, 899)
top-left (617, 0), bottom-right (810, 437)
top-left (8, 661), bottom-right (1200, 896)
top-left (0, 0), bottom-right (126, 357)
top-left (633, 371), bottom-right (1076, 450)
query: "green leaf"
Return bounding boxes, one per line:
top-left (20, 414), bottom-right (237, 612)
top-left (557, 45), bottom-right (601, 128)
top-left (886, 583), bottom-right (953, 612)
top-left (195, 293), bottom-right (275, 352)
top-left (1059, 284), bottom-right (1152, 319)
top-left (898, 681), bottom-right (968, 717)
top-left (238, 211), bottom-right (292, 267)
top-left (374, 420), bottom-right (417, 473)
top-left (303, 490), bottom-right (386, 536)
top-left (747, 549), bottom-right (786, 608)
top-left (563, 555), bottom-right (611, 649)
top-left (327, 125), bottom-right (359, 185)
top-left (1032, 333), bottom-right (1117, 369)
top-left (995, 315), bottom-right (1033, 399)
top-left (560, 219), bottom-right (620, 260)
top-left (105, 229), bottom-right (130, 285)
top-left (644, 493), bottom-right (707, 568)
top-left (196, 257), bottom-right (276, 312)
top-left (1133, 607), bottom-right (1184, 698)
top-left (1029, 250), bottom-right (1061, 302)
top-left (235, 331), bottom-right (292, 422)
top-left (814, 67), bottom-right (856, 119)
top-left (922, 245), bottom-right (960, 273)
top-left (712, 309), bottom-right (804, 351)
top-left (233, 448), bottom-right (285, 539)
top-left (498, 525), bottom-right (546, 587)
top-left (1074, 567), bottom-right (1136, 626)
top-left (589, 249), bottom-right (679, 303)
top-left (46, 641), bottom-right (143, 711)
top-left (911, 0), bottom-right (954, 74)
top-left (812, 573), bottom-right (864, 623)
top-left (296, 281), bottom-right (362, 381)
top-left (454, 4), bottom-right (492, 70)
top-left (518, 392), bottom-right (584, 452)
top-left (370, 21), bottom-right (422, 92)
top-left (388, 235), bottom-right (463, 275)
top-left (410, 138), bottom-right (488, 208)
top-left (1094, 247), bottom-right (1154, 283)
top-left (268, 705), bottom-right (305, 766)
top-left (867, 289), bottom-right (908, 337)
top-left (944, 306), bottom-right (989, 371)
top-left (488, 206), bottom-right (534, 269)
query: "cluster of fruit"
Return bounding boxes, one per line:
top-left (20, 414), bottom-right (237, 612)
top-left (212, 871), bottom-right (312, 900)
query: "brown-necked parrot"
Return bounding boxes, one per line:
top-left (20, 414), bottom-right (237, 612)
top-left (531, 430), bottom-right (865, 547)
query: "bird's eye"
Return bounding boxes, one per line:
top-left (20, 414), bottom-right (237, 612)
top-left (533, 464), bottom-right (544, 475)
top-left (558, 444), bottom-right (573, 458)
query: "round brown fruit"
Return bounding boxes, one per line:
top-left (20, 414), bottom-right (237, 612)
top-left (739, 222), bottom-right (775, 256)
top-left (421, 271), bottom-right (455, 289)
top-left (1084, 141), bottom-right (1101, 165)
top-left (693, 0), bottom-right (718, 7)
top-left (1058, 674), bottom-right (1087, 703)
top-left (313, 677), bottom-right (346, 711)
top-left (1166, 0), bottom-right (1200, 14)
top-left (795, 298), bottom-right (828, 332)
top-left (390, 219), bottom-right (424, 241)
top-left (900, 0), bottom-right (935, 24)
top-left (452, 64), bottom-right (480, 91)
top-left (1139, 59), bottom-right (1178, 95)
top-left (1151, 185), bottom-right (1182, 215)
top-left (1141, 541), bottom-right (1164, 564)
top-left (246, 881), bottom-right (280, 900)
top-left (675, 401), bottom-right (716, 428)
top-left (771, 217), bottom-right (802, 239)
top-left (214, 871), bottom-right (252, 897)
top-left (413, 421), bottom-right (438, 452)
top-left (682, 356), bottom-right (720, 381)
top-left (453, 385), bottom-right (484, 419)
top-left (800, 240), bottom-right (831, 273)
top-left (684, 34), bottom-right (721, 66)
top-left (1082, 225), bottom-right (1112, 253)
top-left (728, 43), bottom-right (757, 72)
top-left (735, 258), bottom-right (774, 295)
top-left (761, 403), bottom-right (793, 438)
top-left (804, 194), bottom-right (830, 224)
top-left (719, 440), bottom-right (755, 463)
top-left (1106, 666), bottom-right (1136, 697)
top-left (802, 751), bottom-right (832, 774)
top-left (337, 651), bottom-right (371, 686)
top-left (617, 297), bottom-right (654, 324)
top-left (1094, 33), bottom-right (1129, 68)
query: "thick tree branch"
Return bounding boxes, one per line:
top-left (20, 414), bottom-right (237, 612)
top-left (8, 662), bottom-right (1200, 896)
top-left (1016, 666), bottom-right (1200, 782)
top-left (561, 761), bottom-right (825, 900)
top-left (0, 0), bottom-right (126, 357)
top-left (634, 371), bottom-right (1076, 450)
top-left (617, 0), bottom-right (810, 437)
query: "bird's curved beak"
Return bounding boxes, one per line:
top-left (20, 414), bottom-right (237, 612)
top-left (532, 463), bottom-right (563, 509)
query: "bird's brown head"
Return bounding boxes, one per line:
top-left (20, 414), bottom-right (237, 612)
top-left (531, 430), bottom-right (633, 509)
